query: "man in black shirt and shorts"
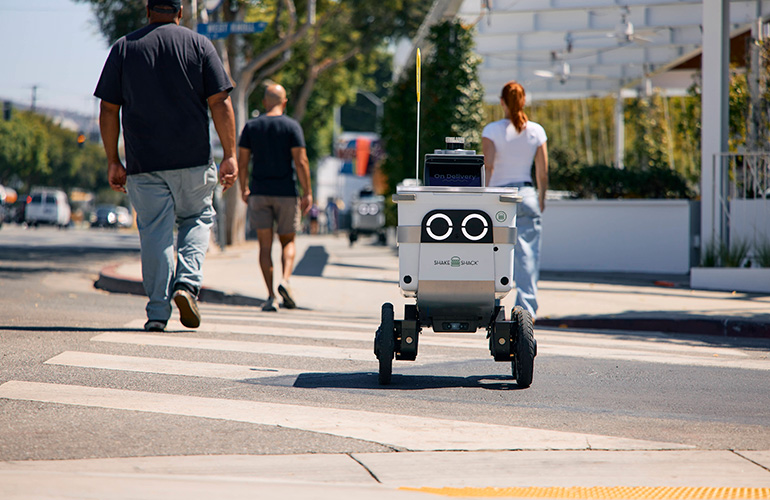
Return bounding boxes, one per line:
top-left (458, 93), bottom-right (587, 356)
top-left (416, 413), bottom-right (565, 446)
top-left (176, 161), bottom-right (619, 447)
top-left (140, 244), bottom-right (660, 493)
top-left (238, 84), bottom-right (312, 312)
top-left (95, 0), bottom-right (237, 331)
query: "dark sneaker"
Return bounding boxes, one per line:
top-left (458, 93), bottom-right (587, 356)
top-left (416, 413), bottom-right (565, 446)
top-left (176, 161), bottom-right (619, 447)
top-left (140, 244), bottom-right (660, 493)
top-left (173, 289), bottom-right (201, 328)
top-left (277, 282), bottom-right (296, 309)
top-left (144, 320), bottom-right (167, 332)
top-left (261, 297), bottom-right (278, 312)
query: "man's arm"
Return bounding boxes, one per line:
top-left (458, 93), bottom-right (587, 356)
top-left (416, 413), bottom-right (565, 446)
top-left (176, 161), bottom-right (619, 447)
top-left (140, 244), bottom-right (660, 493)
top-left (534, 143), bottom-right (549, 212)
top-left (207, 91), bottom-right (237, 191)
top-left (291, 146), bottom-right (312, 214)
top-left (482, 137), bottom-right (495, 187)
top-left (98, 100), bottom-right (126, 193)
top-left (237, 147), bottom-right (251, 203)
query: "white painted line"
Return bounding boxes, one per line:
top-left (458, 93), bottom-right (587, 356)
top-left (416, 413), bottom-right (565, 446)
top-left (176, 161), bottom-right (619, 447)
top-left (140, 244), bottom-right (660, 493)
top-left (0, 381), bottom-right (692, 452)
top-left (45, 352), bottom-right (304, 380)
top-left (119, 323), bottom-right (766, 370)
top-left (92, 333), bottom-right (451, 364)
top-left (205, 315), bottom-right (376, 331)
top-left (537, 344), bottom-right (770, 371)
top-left (126, 316), bottom-right (375, 332)
top-left (538, 331), bottom-right (750, 358)
top-left (91, 333), bottom-right (378, 362)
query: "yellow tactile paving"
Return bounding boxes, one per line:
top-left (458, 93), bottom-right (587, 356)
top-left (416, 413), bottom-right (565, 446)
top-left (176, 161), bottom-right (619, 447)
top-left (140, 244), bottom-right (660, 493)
top-left (400, 486), bottom-right (770, 499)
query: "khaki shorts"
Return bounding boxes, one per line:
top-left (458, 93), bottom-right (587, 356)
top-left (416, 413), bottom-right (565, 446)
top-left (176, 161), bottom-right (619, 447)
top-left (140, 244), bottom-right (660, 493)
top-left (248, 195), bottom-right (301, 235)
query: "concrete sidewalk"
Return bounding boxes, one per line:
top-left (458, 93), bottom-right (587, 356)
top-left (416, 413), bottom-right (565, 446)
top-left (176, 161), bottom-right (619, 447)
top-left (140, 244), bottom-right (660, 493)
top-left (96, 233), bottom-right (770, 338)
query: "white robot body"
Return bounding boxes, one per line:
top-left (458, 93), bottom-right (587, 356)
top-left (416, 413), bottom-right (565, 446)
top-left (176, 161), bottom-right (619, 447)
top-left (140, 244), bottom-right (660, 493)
top-left (394, 186), bottom-right (520, 332)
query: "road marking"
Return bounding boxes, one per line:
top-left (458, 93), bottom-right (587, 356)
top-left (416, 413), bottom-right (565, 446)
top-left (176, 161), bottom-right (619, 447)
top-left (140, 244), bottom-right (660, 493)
top-left (45, 352), bottom-right (304, 380)
top-left (401, 486), bottom-right (770, 499)
top-left (92, 332), bottom-right (451, 363)
top-left (129, 315), bottom-right (377, 332)
top-left (112, 325), bottom-right (770, 371)
top-left (537, 344), bottom-right (770, 371)
top-left (0, 381), bottom-right (691, 452)
top-left (91, 332), bottom-right (379, 362)
top-left (539, 331), bottom-right (750, 358)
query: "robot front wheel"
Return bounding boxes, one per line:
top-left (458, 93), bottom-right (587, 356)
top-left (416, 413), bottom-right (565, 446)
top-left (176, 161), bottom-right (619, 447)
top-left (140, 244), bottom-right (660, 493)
top-left (374, 302), bottom-right (395, 385)
top-left (511, 306), bottom-right (536, 388)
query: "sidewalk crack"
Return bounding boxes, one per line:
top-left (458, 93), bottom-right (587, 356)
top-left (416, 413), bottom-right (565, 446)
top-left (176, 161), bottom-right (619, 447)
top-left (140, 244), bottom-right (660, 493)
top-left (731, 450), bottom-right (770, 473)
top-left (347, 453), bottom-right (382, 483)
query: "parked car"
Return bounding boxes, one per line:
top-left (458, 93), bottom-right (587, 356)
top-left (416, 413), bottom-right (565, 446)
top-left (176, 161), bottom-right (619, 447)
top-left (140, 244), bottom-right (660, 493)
top-left (24, 189), bottom-right (71, 228)
top-left (90, 204), bottom-right (132, 228)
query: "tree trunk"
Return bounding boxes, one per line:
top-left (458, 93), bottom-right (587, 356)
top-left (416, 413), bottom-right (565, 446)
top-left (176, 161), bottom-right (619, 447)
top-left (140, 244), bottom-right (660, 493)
top-left (226, 82), bottom-right (248, 246)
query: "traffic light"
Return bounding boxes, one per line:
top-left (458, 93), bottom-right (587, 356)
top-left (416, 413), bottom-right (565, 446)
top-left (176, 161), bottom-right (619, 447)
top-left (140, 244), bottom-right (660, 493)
top-left (77, 132), bottom-right (86, 148)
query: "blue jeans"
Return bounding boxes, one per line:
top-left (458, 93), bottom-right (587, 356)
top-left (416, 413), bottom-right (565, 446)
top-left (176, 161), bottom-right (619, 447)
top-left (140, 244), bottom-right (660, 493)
top-left (505, 184), bottom-right (542, 318)
top-left (126, 164), bottom-right (217, 322)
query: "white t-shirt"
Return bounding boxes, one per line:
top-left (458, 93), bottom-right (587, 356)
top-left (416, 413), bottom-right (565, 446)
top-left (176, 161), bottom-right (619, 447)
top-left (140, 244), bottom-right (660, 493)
top-left (482, 119), bottom-right (547, 187)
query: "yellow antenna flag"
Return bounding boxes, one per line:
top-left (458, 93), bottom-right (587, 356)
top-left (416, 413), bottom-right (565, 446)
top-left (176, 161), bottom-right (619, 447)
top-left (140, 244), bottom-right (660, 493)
top-left (415, 48), bottom-right (421, 180)
top-left (416, 48), bottom-right (421, 102)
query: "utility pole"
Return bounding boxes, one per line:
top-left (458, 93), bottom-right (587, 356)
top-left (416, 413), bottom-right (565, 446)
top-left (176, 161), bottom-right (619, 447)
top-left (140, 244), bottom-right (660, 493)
top-left (30, 85), bottom-right (38, 112)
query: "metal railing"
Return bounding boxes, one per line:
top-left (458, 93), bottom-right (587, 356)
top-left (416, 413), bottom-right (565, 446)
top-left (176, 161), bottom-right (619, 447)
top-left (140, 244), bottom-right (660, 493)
top-left (710, 152), bottom-right (770, 252)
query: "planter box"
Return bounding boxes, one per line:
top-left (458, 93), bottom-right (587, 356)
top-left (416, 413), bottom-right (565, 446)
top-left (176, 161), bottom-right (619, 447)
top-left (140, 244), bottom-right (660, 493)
top-left (690, 267), bottom-right (770, 293)
top-left (542, 199), bottom-right (693, 274)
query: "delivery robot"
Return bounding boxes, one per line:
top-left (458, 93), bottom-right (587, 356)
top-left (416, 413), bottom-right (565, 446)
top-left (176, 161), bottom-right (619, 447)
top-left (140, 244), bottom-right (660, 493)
top-left (349, 188), bottom-right (387, 246)
top-left (374, 139), bottom-right (536, 387)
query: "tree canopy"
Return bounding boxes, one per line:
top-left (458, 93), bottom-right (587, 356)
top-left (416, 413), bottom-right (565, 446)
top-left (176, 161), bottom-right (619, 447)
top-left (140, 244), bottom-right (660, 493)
top-left (380, 20), bottom-right (484, 193)
top-left (0, 111), bottom-right (110, 199)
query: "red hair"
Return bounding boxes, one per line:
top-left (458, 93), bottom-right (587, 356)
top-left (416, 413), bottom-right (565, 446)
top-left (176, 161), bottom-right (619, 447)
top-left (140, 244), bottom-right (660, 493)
top-left (501, 81), bottom-right (528, 133)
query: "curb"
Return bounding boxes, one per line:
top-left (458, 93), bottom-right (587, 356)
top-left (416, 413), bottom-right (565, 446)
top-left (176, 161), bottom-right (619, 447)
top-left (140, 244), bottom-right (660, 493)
top-left (95, 265), bottom-right (770, 339)
top-left (95, 265), bottom-right (265, 308)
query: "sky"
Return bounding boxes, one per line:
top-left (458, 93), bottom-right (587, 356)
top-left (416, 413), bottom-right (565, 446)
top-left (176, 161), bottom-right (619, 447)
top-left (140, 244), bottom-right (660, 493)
top-left (0, 0), bottom-right (111, 117)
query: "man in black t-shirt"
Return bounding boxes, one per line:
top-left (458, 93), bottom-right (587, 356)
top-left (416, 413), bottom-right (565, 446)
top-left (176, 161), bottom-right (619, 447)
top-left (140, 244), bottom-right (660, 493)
top-left (95, 0), bottom-right (237, 332)
top-left (238, 84), bottom-right (313, 311)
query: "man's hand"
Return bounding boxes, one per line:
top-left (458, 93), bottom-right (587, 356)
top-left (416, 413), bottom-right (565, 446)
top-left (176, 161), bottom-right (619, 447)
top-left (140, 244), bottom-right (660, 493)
top-left (241, 187), bottom-right (250, 204)
top-left (108, 161), bottom-right (127, 193)
top-left (219, 156), bottom-right (238, 192)
top-left (300, 193), bottom-right (313, 215)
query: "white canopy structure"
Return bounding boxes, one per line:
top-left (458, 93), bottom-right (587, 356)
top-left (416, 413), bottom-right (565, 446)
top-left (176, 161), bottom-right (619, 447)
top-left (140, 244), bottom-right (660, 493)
top-left (396, 0), bottom-right (769, 267)
top-left (456, 0), bottom-right (769, 102)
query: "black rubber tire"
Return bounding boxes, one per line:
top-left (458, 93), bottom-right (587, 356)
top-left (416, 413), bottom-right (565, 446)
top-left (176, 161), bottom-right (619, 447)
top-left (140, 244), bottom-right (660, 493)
top-left (512, 306), bottom-right (536, 388)
top-left (376, 303), bottom-right (395, 385)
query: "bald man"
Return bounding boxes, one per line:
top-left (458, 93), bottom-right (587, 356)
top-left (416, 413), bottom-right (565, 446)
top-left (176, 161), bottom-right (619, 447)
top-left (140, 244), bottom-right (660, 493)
top-left (238, 84), bottom-right (312, 312)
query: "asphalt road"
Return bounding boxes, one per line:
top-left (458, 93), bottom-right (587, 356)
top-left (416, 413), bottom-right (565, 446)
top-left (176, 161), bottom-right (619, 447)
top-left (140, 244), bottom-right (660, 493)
top-left (1, 225), bottom-right (769, 498)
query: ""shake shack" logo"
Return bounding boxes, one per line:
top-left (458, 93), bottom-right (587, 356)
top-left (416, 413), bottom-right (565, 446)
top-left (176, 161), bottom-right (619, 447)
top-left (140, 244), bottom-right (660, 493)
top-left (434, 256), bottom-right (479, 267)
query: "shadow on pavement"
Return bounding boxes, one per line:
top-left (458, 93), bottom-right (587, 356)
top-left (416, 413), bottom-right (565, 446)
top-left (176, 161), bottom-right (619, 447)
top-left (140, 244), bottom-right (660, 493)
top-left (279, 371), bottom-right (526, 391)
top-left (293, 246), bottom-right (329, 277)
top-left (537, 311), bottom-right (770, 338)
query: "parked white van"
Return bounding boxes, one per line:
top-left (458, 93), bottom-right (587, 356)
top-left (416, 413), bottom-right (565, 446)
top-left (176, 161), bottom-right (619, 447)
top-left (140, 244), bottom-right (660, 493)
top-left (25, 189), bottom-right (71, 228)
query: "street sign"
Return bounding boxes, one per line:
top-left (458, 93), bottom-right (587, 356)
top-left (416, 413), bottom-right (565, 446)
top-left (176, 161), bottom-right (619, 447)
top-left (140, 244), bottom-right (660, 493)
top-left (197, 21), bottom-right (267, 40)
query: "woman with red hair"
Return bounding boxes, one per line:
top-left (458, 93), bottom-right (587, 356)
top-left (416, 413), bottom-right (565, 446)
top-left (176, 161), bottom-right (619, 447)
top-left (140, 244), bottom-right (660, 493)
top-left (482, 80), bottom-right (549, 319)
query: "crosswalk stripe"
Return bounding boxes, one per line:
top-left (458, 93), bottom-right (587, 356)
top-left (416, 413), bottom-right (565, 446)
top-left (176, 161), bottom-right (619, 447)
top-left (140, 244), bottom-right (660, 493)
top-left (45, 352), bottom-right (304, 380)
top-left (197, 314), bottom-right (376, 331)
top-left (538, 344), bottom-right (770, 371)
top-left (115, 323), bottom-right (768, 371)
top-left (540, 331), bottom-right (749, 357)
top-left (120, 324), bottom-right (770, 371)
top-left (91, 332), bottom-right (379, 362)
top-left (0, 381), bottom-right (692, 452)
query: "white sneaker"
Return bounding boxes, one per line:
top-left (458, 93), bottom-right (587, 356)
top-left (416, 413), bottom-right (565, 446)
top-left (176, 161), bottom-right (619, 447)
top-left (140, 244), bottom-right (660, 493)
top-left (261, 297), bottom-right (278, 312)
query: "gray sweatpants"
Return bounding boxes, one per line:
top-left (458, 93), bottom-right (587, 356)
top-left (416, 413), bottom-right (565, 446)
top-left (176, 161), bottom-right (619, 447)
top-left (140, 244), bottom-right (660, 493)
top-left (126, 163), bottom-right (217, 322)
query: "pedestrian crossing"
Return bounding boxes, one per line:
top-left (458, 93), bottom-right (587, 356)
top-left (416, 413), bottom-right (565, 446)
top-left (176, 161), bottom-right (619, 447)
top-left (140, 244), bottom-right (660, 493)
top-left (1, 303), bottom-right (766, 453)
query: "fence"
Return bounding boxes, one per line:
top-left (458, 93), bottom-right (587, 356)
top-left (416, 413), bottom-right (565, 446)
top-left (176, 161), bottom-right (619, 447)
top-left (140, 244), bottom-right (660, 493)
top-left (711, 152), bottom-right (770, 258)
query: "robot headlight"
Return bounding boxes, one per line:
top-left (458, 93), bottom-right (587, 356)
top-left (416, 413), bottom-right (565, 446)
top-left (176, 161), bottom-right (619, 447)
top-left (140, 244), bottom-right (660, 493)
top-left (420, 209), bottom-right (493, 243)
top-left (357, 203), bottom-right (380, 215)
